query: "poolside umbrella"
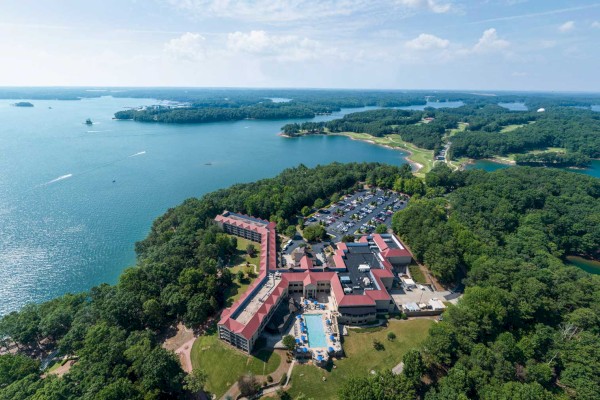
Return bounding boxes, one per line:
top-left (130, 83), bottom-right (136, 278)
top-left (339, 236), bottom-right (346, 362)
top-left (302, 335), bottom-right (307, 342)
top-left (330, 335), bottom-right (335, 341)
top-left (328, 347), bottom-right (334, 353)
top-left (317, 355), bottom-right (323, 361)
top-left (326, 319), bottom-right (331, 324)
top-left (314, 300), bottom-right (318, 305)
top-left (304, 300), bottom-right (308, 305)
top-left (296, 338), bottom-right (301, 344)
top-left (302, 347), bottom-right (308, 353)
top-left (296, 315), bottom-right (302, 319)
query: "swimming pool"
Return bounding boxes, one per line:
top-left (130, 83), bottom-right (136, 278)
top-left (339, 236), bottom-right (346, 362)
top-left (304, 314), bottom-right (327, 348)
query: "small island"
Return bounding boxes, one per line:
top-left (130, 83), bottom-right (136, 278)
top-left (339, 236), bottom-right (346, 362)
top-left (12, 101), bottom-right (34, 107)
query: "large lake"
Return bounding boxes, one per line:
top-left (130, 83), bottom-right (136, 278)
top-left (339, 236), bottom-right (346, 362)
top-left (0, 97), bottom-right (410, 314)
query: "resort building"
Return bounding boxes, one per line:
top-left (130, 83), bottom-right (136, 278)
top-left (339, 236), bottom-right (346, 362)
top-left (215, 211), bottom-right (412, 354)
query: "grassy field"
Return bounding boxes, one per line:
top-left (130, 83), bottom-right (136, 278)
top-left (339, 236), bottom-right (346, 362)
top-left (447, 122), bottom-right (468, 136)
top-left (224, 236), bottom-right (261, 305)
top-left (499, 121), bottom-right (536, 133)
top-left (191, 332), bottom-right (281, 398)
top-left (408, 264), bottom-right (427, 284)
top-left (287, 318), bottom-right (434, 400)
top-left (336, 132), bottom-right (434, 177)
top-left (233, 236), bottom-right (261, 266)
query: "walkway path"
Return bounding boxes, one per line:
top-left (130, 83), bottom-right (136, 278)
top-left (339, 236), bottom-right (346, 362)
top-left (163, 323), bottom-right (197, 373)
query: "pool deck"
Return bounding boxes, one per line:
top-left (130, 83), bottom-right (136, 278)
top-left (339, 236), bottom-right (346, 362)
top-left (292, 297), bottom-right (343, 366)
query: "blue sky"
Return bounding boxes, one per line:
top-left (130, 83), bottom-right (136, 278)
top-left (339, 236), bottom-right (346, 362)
top-left (1, 0), bottom-right (599, 90)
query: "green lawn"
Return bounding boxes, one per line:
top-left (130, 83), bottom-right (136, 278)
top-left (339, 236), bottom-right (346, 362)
top-left (447, 122), bottom-right (468, 136)
top-left (336, 132), bottom-right (434, 177)
top-left (233, 236), bottom-right (261, 266)
top-left (408, 263), bottom-right (427, 284)
top-left (223, 236), bottom-right (262, 306)
top-left (287, 318), bottom-right (433, 400)
top-left (191, 332), bottom-right (281, 398)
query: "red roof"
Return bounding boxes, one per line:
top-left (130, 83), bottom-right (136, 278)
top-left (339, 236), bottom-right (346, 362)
top-left (217, 212), bottom-right (406, 340)
top-left (298, 255), bottom-right (313, 270)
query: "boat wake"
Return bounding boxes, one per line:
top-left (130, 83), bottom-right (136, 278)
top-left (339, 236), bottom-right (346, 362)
top-left (45, 174), bottom-right (73, 185)
top-left (128, 151), bottom-right (146, 157)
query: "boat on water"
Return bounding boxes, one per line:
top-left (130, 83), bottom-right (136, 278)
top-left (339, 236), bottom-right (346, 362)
top-left (85, 118), bottom-right (93, 125)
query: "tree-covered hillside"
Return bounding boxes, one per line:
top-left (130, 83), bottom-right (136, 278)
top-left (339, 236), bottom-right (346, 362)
top-left (0, 162), bottom-right (409, 399)
top-left (389, 166), bottom-right (600, 400)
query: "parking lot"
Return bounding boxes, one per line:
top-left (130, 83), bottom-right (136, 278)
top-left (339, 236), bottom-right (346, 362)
top-left (304, 188), bottom-right (408, 241)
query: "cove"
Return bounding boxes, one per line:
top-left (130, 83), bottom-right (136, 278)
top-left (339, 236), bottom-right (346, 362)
top-left (466, 159), bottom-right (600, 178)
top-left (567, 256), bottom-right (600, 275)
top-left (0, 97), bottom-right (408, 314)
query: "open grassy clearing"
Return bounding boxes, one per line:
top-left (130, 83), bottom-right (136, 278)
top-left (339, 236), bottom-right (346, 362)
top-left (408, 263), bottom-right (427, 284)
top-left (191, 332), bottom-right (281, 398)
top-left (335, 132), bottom-right (434, 177)
top-left (499, 120), bottom-right (536, 133)
top-left (287, 318), bottom-right (434, 400)
top-left (223, 236), bottom-right (261, 305)
top-left (447, 122), bottom-right (468, 136)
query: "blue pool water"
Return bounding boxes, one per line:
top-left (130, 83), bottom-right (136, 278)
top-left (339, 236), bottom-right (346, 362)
top-left (305, 314), bottom-right (328, 348)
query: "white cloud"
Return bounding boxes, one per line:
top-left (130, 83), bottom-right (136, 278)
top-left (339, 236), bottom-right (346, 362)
top-left (558, 20), bottom-right (575, 33)
top-left (227, 30), bottom-right (327, 62)
top-left (164, 32), bottom-right (206, 61)
top-left (472, 28), bottom-right (510, 53)
top-left (591, 21), bottom-right (600, 29)
top-left (405, 33), bottom-right (450, 50)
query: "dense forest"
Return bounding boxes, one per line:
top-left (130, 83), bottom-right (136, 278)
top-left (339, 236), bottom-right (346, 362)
top-left (2, 87), bottom-right (600, 109)
top-left (376, 165), bottom-right (600, 400)
top-left (282, 103), bottom-right (600, 165)
top-left (281, 108), bottom-right (459, 151)
top-left (0, 162), bottom-right (410, 399)
top-left (514, 151), bottom-right (591, 168)
top-left (450, 107), bottom-right (600, 160)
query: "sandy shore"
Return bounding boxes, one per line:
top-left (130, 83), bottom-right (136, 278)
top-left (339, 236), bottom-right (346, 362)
top-left (339, 134), bottom-right (424, 173)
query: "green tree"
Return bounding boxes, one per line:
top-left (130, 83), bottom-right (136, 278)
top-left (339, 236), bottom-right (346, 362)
top-left (184, 368), bottom-right (208, 395)
top-left (285, 225), bottom-right (297, 238)
top-left (341, 235), bottom-right (355, 243)
top-left (302, 225), bottom-right (326, 242)
top-left (282, 335), bottom-right (296, 352)
top-left (402, 350), bottom-right (425, 384)
top-left (246, 244), bottom-right (256, 257)
top-left (237, 373), bottom-right (259, 398)
top-left (375, 224), bottom-right (388, 234)
top-left (301, 206), bottom-right (311, 217)
top-left (0, 354), bottom-right (40, 388)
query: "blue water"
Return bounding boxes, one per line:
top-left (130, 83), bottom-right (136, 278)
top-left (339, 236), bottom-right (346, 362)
top-left (0, 97), bottom-right (409, 315)
top-left (592, 105), bottom-right (600, 112)
top-left (498, 102), bottom-right (528, 111)
top-left (467, 159), bottom-right (600, 178)
top-left (397, 101), bottom-right (464, 111)
top-left (305, 314), bottom-right (327, 348)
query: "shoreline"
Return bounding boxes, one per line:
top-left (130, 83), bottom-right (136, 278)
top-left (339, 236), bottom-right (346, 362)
top-left (337, 133), bottom-right (424, 173)
top-left (279, 131), bottom-right (425, 173)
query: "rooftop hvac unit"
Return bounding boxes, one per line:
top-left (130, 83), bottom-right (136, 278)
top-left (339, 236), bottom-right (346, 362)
top-left (343, 287), bottom-right (353, 294)
top-left (363, 277), bottom-right (371, 286)
top-left (358, 264), bottom-right (371, 272)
